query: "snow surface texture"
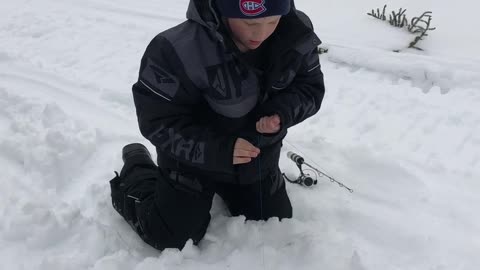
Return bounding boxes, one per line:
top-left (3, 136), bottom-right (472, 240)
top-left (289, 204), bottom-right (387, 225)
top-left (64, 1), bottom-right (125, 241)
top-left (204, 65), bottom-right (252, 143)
top-left (1, 0), bottom-right (479, 269)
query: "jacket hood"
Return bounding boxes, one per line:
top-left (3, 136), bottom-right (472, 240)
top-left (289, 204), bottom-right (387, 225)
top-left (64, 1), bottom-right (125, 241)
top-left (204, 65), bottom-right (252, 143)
top-left (186, 0), bottom-right (219, 30)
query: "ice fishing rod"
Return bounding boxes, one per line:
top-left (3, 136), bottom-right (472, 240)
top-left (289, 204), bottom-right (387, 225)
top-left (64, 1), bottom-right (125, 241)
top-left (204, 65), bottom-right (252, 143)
top-left (283, 151), bottom-right (354, 193)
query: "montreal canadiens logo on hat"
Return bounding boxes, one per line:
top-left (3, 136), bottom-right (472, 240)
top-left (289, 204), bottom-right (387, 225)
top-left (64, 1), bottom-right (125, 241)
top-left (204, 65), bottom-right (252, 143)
top-left (239, 0), bottom-right (267, 17)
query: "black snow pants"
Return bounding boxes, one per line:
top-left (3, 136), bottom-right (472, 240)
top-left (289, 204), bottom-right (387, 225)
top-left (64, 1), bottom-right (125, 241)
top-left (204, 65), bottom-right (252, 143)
top-left (109, 154), bottom-right (292, 251)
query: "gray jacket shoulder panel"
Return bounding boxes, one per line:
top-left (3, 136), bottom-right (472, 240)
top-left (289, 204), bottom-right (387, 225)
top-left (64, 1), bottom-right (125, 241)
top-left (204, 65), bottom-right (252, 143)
top-left (160, 20), bottom-right (210, 47)
top-left (157, 21), bottom-right (224, 90)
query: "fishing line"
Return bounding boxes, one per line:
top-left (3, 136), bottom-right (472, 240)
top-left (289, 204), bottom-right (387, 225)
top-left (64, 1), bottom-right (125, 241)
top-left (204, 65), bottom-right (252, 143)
top-left (256, 135), bottom-right (266, 270)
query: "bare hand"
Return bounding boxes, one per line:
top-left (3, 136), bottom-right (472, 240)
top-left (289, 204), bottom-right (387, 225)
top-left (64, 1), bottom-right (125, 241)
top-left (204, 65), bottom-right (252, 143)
top-left (256, 114), bottom-right (281, 134)
top-left (233, 138), bottom-right (260, 165)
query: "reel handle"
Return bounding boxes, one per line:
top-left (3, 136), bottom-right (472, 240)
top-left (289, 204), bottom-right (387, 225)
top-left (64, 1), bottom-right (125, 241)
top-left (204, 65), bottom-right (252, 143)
top-left (287, 151), bottom-right (304, 165)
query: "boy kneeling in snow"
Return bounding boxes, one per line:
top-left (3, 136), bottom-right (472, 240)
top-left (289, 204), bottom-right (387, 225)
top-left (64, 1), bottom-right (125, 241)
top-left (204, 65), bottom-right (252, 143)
top-left (110, 0), bottom-right (325, 251)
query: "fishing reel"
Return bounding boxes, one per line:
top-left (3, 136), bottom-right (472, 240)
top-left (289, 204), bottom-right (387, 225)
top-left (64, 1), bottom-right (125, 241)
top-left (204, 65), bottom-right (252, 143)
top-left (282, 152), bottom-right (318, 187)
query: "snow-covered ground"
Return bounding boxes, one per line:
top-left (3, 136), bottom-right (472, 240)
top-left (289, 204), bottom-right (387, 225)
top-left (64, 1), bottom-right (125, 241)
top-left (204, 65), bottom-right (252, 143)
top-left (1, 0), bottom-right (479, 269)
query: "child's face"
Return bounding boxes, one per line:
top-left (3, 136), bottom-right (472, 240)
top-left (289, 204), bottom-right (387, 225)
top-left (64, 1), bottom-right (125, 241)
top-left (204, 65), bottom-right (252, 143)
top-left (227, 15), bottom-right (281, 52)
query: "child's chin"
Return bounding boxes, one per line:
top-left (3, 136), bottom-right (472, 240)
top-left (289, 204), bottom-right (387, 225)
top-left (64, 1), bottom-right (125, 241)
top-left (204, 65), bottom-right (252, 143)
top-left (248, 43), bottom-right (262, 50)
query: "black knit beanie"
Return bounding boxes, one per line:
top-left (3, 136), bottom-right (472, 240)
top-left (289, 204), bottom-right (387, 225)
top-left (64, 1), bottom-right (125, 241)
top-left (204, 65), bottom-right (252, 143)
top-left (216, 0), bottom-right (291, 18)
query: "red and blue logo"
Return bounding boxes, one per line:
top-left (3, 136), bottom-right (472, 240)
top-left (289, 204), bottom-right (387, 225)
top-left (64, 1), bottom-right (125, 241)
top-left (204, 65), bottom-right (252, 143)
top-left (239, 0), bottom-right (267, 17)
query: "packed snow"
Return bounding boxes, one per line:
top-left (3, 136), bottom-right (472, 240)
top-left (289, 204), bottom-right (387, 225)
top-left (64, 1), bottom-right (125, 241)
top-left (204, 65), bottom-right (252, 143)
top-left (1, 0), bottom-right (479, 269)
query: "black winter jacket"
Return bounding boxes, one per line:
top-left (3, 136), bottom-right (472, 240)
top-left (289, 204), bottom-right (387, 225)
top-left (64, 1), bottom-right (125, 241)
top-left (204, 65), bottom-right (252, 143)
top-left (132, 0), bottom-right (325, 184)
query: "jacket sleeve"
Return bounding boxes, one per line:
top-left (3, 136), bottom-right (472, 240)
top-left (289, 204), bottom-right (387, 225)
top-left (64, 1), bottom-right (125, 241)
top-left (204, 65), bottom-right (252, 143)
top-left (264, 48), bottom-right (325, 128)
top-left (254, 47), bottom-right (325, 146)
top-left (132, 36), bottom-right (237, 175)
